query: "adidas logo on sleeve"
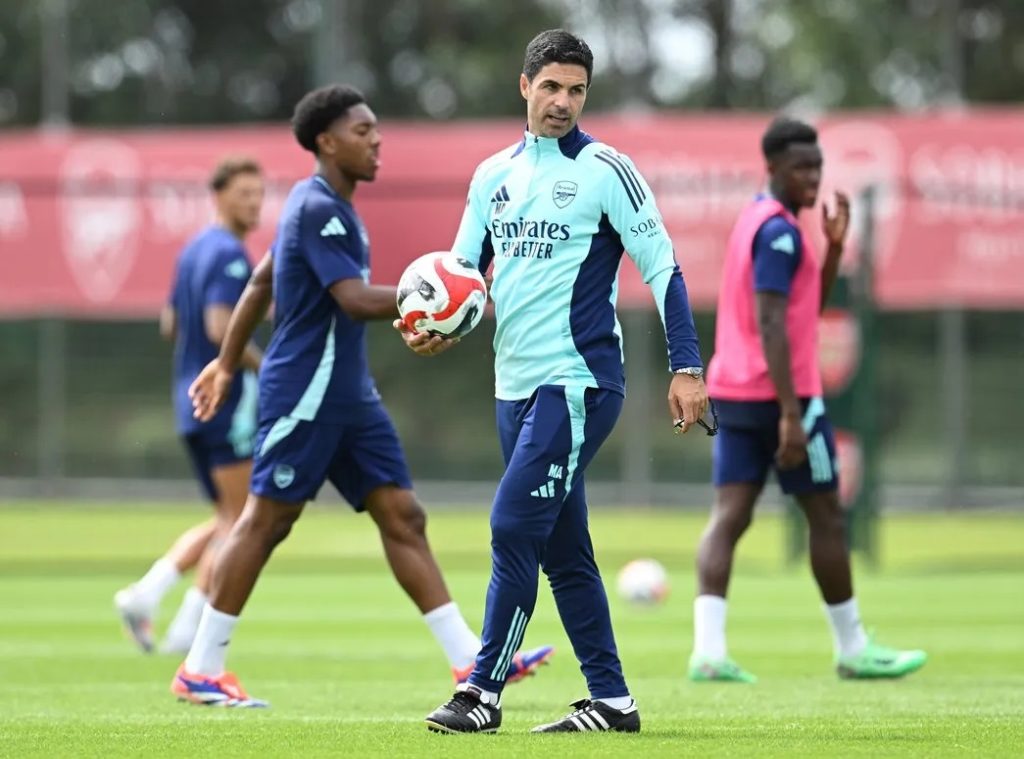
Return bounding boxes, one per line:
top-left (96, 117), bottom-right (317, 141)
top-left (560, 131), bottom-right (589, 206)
top-left (320, 217), bottom-right (347, 237)
top-left (769, 233), bottom-right (795, 254)
top-left (224, 259), bottom-right (250, 279)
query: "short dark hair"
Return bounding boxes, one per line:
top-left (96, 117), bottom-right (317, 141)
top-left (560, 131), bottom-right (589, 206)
top-left (523, 29), bottom-right (594, 84)
top-left (292, 84), bottom-right (367, 154)
top-left (761, 117), bottom-right (818, 160)
top-left (208, 156), bottom-right (262, 192)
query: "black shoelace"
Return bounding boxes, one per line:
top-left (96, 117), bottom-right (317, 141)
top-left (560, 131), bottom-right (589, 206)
top-left (446, 691), bottom-right (483, 715)
top-left (564, 698), bottom-right (596, 718)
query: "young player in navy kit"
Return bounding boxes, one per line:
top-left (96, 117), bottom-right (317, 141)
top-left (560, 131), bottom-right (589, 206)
top-left (174, 85), bottom-right (551, 707)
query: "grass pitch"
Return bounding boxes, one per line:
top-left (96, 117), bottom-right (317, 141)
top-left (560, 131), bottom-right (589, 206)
top-left (0, 502), bottom-right (1021, 757)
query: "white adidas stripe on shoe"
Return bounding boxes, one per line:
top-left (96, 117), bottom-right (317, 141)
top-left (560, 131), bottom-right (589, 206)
top-left (531, 697), bottom-right (640, 733)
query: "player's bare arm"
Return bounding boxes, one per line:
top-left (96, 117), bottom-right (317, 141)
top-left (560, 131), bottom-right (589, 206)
top-left (328, 277), bottom-right (400, 321)
top-left (756, 291), bottom-right (808, 468)
top-left (330, 278), bottom-right (455, 356)
top-left (189, 252), bottom-right (273, 421)
top-left (819, 191), bottom-right (850, 310)
top-left (203, 305), bottom-right (263, 373)
top-left (219, 251), bottom-right (273, 372)
top-left (159, 305), bottom-right (177, 341)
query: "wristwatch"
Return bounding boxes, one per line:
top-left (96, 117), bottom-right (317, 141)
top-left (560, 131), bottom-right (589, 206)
top-left (674, 367), bottom-right (704, 379)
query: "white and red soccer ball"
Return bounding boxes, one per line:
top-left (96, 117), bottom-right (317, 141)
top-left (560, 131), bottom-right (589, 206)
top-left (616, 558), bottom-right (669, 605)
top-left (397, 252), bottom-right (487, 338)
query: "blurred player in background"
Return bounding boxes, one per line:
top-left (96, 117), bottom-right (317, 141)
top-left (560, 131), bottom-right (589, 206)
top-left (178, 85), bottom-right (552, 708)
top-left (115, 158), bottom-right (265, 654)
top-left (410, 29), bottom-right (708, 735)
top-left (690, 117), bottom-right (927, 682)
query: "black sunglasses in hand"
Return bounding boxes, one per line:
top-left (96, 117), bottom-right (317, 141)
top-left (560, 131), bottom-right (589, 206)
top-left (674, 400), bottom-right (719, 437)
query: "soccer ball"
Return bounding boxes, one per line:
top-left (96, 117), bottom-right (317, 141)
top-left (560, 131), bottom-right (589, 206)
top-left (616, 559), bottom-right (669, 605)
top-left (396, 252), bottom-right (487, 338)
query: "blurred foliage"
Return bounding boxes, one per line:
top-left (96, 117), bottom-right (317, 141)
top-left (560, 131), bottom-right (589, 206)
top-left (0, 0), bottom-right (1021, 126)
top-left (728, 0), bottom-right (1024, 110)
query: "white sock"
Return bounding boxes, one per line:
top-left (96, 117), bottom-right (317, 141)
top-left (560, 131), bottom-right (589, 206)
top-left (184, 604), bottom-right (239, 676)
top-left (423, 602), bottom-right (481, 669)
top-left (133, 558), bottom-right (181, 610)
top-left (163, 587), bottom-right (208, 646)
top-left (595, 696), bottom-right (634, 711)
top-left (825, 597), bottom-right (869, 658)
top-left (693, 595), bottom-right (728, 660)
top-left (458, 681), bottom-right (500, 707)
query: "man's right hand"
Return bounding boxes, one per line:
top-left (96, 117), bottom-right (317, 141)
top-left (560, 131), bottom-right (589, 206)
top-left (393, 320), bottom-right (459, 357)
top-left (189, 359), bottom-right (235, 422)
top-left (775, 411), bottom-right (808, 470)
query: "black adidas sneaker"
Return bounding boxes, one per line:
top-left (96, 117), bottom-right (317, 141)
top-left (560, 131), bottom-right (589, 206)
top-left (425, 685), bottom-right (502, 734)
top-left (531, 698), bottom-right (640, 733)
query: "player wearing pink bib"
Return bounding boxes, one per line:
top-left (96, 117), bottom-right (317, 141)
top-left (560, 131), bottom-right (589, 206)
top-left (689, 117), bottom-right (926, 683)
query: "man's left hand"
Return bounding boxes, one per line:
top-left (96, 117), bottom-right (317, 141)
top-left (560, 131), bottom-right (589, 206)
top-left (822, 190), bottom-right (851, 248)
top-left (669, 373), bottom-right (708, 435)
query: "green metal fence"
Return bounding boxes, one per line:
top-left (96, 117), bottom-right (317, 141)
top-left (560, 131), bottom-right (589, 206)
top-left (1, 308), bottom-right (1021, 505)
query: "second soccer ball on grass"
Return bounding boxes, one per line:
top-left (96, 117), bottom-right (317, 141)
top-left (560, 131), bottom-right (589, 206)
top-left (616, 558), bottom-right (669, 605)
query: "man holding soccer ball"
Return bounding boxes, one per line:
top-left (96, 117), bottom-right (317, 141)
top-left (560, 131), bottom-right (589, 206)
top-left (398, 29), bottom-right (708, 734)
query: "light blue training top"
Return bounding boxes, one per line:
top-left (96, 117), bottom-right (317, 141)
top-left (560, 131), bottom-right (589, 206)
top-left (451, 124), bottom-right (702, 401)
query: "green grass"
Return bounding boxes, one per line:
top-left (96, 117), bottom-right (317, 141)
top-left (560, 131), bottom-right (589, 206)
top-left (0, 503), bottom-right (1021, 757)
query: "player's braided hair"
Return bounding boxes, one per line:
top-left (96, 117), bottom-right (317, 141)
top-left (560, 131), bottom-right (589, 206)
top-left (761, 117), bottom-right (818, 159)
top-left (292, 84), bottom-right (366, 155)
top-left (523, 29), bottom-right (594, 84)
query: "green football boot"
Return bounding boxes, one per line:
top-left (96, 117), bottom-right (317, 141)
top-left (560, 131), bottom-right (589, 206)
top-left (836, 635), bottom-right (927, 679)
top-left (688, 654), bottom-right (758, 683)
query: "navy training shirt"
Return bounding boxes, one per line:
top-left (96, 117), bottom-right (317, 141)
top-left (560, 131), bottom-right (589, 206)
top-left (258, 176), bottom-right (380, 425)
top-left (169, 225), bottom-right (253, 435)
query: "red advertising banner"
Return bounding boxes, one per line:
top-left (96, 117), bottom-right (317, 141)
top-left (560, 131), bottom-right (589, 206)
top-left (1, 110), bottom-right (1021, 317)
